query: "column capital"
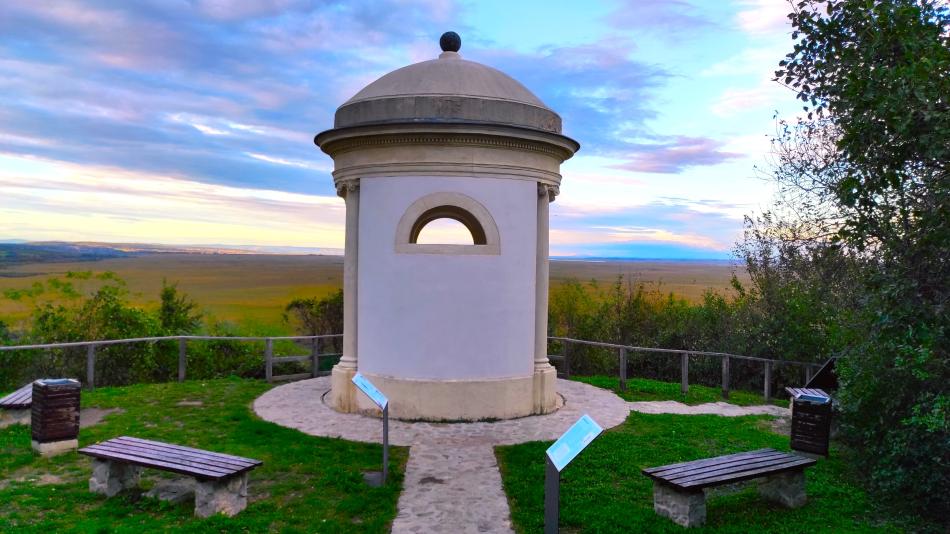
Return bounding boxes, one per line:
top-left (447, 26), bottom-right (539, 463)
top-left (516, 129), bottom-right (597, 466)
top-left (336, 180), bottom-right (360, 198)
top-left (537, 183), bottom-right (559, 202)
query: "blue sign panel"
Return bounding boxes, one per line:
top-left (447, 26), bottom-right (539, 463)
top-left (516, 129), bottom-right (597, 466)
top-left (546, 414), bottom-right (603, 472)
top-left (352, 373), bottom-right (388, 409)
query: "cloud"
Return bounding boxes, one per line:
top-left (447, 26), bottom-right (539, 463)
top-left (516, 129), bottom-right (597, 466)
top-left (549, 197), bottom-right (747, 258)
top-left (0, 1), bottom-right (461, 198)
top-left (711, 83), bottom-right (777, 117)
top-left (735, 0), bottom-right (793, 37)
top-left (476, 38), bottom-right (670, 155)
top-left (611, 136), bottom-right (743, 173)
top-left (605, 0), bottom-right (714, 34)
top-left (0, 153), bottom-right (345, 247)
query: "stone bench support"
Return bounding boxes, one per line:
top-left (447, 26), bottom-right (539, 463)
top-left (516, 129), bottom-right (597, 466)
top-left (88, 459), bottom-right (249, 517)
top-left (652, 470), bottom-right (808, 528)
top-left (195, 473), bottom-right (249, 518)
top-left (90, 459), bottom-right (142, 497)
top-left (757, 470), bottom-right (807, 508)
top-left (652, 481), bottom-right (706, 528)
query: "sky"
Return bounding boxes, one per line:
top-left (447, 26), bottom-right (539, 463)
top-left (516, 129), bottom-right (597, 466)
top-left (0, 0), bottom-right (803, 259)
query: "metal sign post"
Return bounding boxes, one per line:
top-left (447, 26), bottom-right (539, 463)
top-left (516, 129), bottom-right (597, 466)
top-left (382, 402), bottom-right (389, 483)
top-left (351, 372), bottom-right (390, 486)
top-left (544, 414), bottom-right (603, 534)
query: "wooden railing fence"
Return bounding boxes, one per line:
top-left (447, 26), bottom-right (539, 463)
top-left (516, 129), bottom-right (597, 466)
top-left (548, 337), bottom-right (822, 402)
top-left (0, 335), bottom-right (342, 389)
top-left (2, 334), bottom-right (820, 401)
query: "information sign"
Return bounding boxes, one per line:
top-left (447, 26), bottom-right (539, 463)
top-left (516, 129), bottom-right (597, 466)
top-left (546, 414), bottom-right (603, 472)
top-left (352, 373), bottom-right (388, 409)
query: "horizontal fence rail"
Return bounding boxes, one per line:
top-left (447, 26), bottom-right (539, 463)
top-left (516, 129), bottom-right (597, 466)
top-left (548, 337), bottom-right (824, 402)
top-left (0, 334), bottom-right (342, 389)
top-left (2, 334), bottom-right (821, 401)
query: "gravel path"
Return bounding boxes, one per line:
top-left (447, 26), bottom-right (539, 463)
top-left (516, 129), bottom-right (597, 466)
top-left (628, 400), bottom-right (789, 417)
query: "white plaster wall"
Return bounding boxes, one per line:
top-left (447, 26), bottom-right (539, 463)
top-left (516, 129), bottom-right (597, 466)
top-left (358, 176), bottom-right (537, 380)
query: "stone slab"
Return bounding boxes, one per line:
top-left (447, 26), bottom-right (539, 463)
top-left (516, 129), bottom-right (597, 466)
top-left (31, 438), bottom-right (78, 457)
top-left (254, 377), bottom-right (630, 447)
top-left (392, 444), bottom-right (513, 533)
top-left (144, 478), bottom-right (196, 505)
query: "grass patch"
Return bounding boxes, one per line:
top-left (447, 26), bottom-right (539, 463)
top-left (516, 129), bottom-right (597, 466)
top-left (572, 375), bottom-right (785, 406)
top-left (496, 412), bottom-right (919, 533)
top-left (0, 378), bottom-right (406, 533)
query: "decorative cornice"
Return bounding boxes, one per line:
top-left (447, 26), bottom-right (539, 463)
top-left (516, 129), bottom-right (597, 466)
top-left (331, 162), bottom-right (562, 187)
top-left (322, 132), bottom-right (575, 161)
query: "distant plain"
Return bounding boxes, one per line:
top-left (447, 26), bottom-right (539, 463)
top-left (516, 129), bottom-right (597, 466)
top-left (0, 254), bottom-right (746, 334)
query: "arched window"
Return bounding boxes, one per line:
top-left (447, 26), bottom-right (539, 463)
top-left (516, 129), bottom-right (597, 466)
top-left (395, 193), bottom-right (500, 255)
top-left (411, 205), bottom-right (487, 245)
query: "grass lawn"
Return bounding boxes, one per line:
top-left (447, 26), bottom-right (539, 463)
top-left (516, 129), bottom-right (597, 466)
top-left (0, 378), bottom-right (406, 533)
top-left (496, 411), bottom-right (920, 533)
top-left (572, 375), bottom-right (786, 406)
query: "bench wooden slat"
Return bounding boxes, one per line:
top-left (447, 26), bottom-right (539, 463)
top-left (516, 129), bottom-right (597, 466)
top-left (82, 445), bottom-right (234, 479)
top-left (676, 457), bottom-right (816, 489)
top-left (660, 452), bottom-right (797, 482)
top-left (81, 442), bottom-right (235, 473)
top-left (646, 450), bottom-right (787, 479)
top-left (108, 437), bottom-right (258, 470)
top-left (0, 384), bottom-right (33, 409)
top-left (643, 448), bottom-right (776, 475)
top-left (642, 448), bottom-right (817, 491)
top-left (116, 436), bottom-right (260, 466)
top-left (109, 437), bottom-right (261, 467)
top-left (80, 446), bottom-right (235, 480)
top-left (79, 436), bottom-right (262, 480)
top-left (87, 442), bottom-right (248, 475)
top-left (668, 455), bottom-right (812, 486)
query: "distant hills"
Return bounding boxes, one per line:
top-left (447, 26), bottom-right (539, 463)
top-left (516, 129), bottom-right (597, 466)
top-left (0, 241), bottom-right (732, 268)
top-left (0, 241), bottom-right (343, 267)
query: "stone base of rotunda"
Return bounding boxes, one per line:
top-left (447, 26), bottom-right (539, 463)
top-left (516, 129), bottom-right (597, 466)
top-left (532, 365), bottom-right (558, 415)
top-left (329, 365), bottom-right (359, 413)
top-left (331, 370), bottom-right (560, 421)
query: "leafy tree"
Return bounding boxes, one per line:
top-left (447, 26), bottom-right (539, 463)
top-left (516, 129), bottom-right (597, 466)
top-left (284, 290), bottom-right (344, 352)
top-left (158, 280), bottom-right (202, 335)
top-left (772, 0), bottom-right (949, 517)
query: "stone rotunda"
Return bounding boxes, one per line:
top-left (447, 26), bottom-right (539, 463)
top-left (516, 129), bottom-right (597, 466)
top-left (314, 32), bottom-right (579, 421)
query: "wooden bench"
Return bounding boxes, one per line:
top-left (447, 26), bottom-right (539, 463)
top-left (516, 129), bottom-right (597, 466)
top-left (79, 436), bottom-right (263, 518)
top-left (642, 448), bottom-right (816, 527)
top-left (0, 383), bottom-right (32, 427)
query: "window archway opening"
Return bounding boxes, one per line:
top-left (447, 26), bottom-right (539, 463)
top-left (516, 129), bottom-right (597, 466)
top-left (410, 205), bottom-right (487, 245)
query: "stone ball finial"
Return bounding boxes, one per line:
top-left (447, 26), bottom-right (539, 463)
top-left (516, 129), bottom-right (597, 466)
top-left (440, 31), bottom-right (461, 53)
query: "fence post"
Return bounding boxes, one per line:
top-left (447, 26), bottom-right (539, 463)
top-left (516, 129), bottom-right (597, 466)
top-left (561, 341), bottom-right (571, 379)
top-left (721, 356), bottom-right (730, 400)
top-left (178, 338), bottom-right (187, 382)
top-left (804, 364), bottom-right (813, 385)
top-left (618, 347), bottom-right (628, 392)
top-left (311, 337), bottom-right (321, 378)
top-left (86, 344), bottom-right (96, 390)
top-left (680, 352), bottom-right (689, 395)
top-left (763, 361), bottom-right (772, 402)
top-left (265, 338), bottom-right (273, 382)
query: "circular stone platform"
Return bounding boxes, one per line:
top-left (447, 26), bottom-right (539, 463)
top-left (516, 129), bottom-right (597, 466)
top-left (253, 377), bottom-right (630, 446)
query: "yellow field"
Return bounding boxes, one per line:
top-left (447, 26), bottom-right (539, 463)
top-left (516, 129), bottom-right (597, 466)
top-left (0, 254), bottom-right (745, 333)
top-left (550, 259), bottom-right (746, 300)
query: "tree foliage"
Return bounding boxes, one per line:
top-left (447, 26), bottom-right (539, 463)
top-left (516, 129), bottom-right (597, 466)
top-left (284, 290), bottom-right (344, 352)
top-left (769, 0), bottom-right (949, 517)
top-left (158, 280), bottom-right (202, 335)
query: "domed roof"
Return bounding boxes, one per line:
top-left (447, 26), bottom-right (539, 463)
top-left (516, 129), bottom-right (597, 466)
top-left (334, 35), bottom-right (562, 133)
top-left (343, 55), bottom-right (547, 108)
